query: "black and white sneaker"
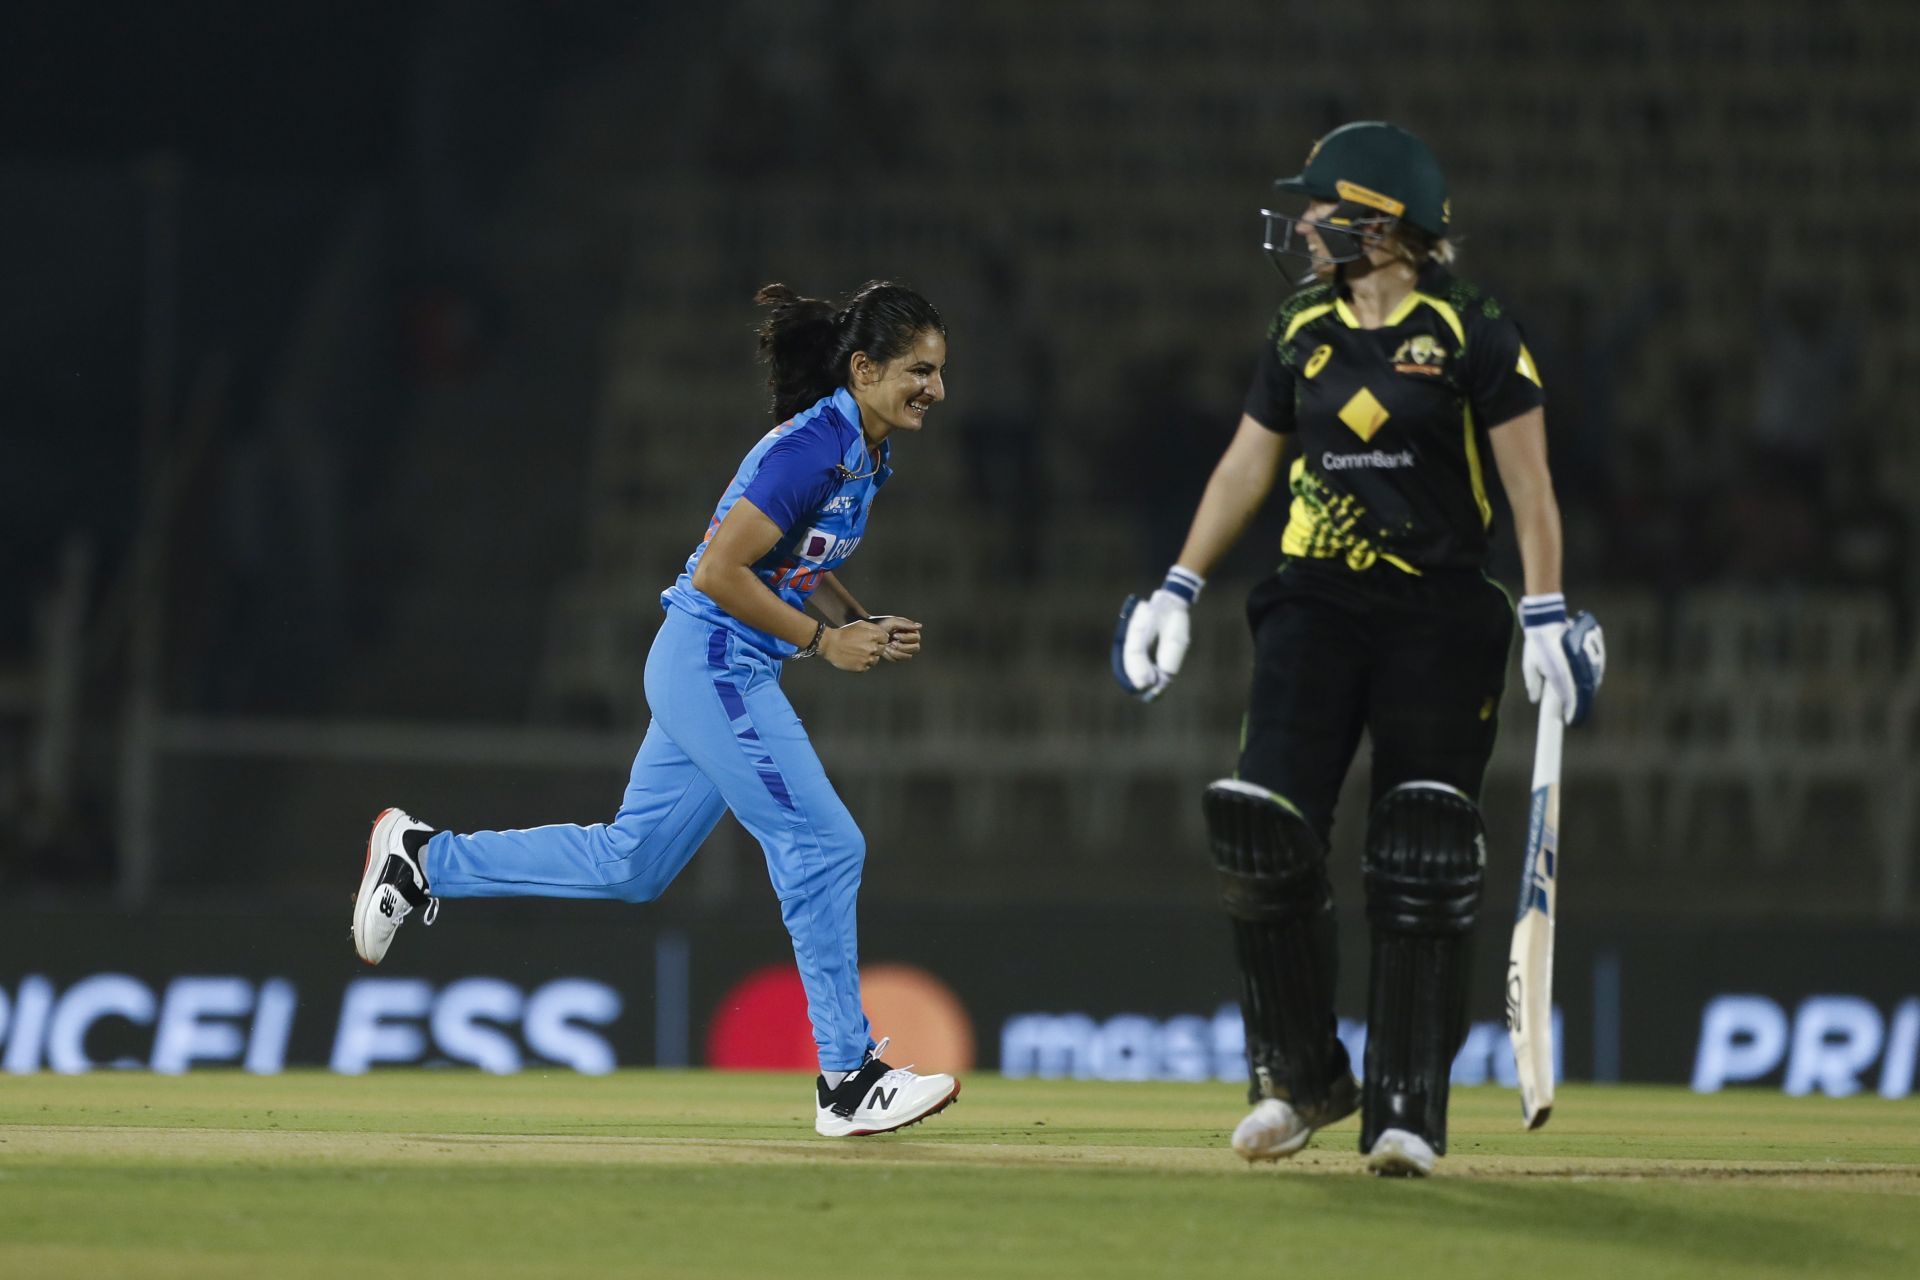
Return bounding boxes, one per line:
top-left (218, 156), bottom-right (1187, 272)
top-left (813, 1037), bottom-right (961, 1137)
top-left (351, 808), bottom-right (439, 965)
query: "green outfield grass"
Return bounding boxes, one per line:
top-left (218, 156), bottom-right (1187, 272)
top-left (2, 1072), bottom-right (1916, 1279)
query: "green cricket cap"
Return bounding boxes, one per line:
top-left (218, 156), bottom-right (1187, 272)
top-left (1275, 121), bottom-right (1450, 237)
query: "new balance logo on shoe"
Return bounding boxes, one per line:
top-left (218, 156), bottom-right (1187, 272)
top-left (352, 808), bottom-right (441, 966)
top-left (813, 1036), bottom-right (961, 1138)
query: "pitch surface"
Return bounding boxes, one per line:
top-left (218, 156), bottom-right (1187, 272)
top-left (2, 1073), bottom-right (1916, 1278)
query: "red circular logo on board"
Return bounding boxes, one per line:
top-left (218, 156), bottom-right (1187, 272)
top-left (705, 963), bottom-right (974, 1073)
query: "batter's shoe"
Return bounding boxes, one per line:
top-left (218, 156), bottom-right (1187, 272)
top-left (1366, 1127), bottom-right (1437, 1178)
top-left (814, 1037), bottom-right (961, 1137)
top-left (352, 808), bottom-right (439, 965)
top-left (1231, 1071), bottom-right (1360, 1162)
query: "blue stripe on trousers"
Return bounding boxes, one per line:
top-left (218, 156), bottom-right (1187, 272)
top-left (708, 627), bottom-right (797, 812)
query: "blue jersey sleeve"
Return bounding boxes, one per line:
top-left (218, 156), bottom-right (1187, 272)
top-left (740, 426), bottom-right (840, 533)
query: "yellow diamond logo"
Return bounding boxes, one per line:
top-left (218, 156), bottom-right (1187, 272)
top-left (1338, 387), bottom-right (1389, 441)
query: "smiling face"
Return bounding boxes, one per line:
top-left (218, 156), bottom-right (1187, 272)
top-left (849, 327), bottom-right (948, 440)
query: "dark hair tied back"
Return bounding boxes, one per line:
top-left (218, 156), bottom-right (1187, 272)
top-left (754, 280), bottom-right (944, 422)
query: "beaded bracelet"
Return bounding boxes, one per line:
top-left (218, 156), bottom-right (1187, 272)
top-left (791, 619), bottom-right (827, 660)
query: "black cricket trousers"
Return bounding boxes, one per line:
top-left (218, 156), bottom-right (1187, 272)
top-left (1236, 556), bottom-right (1515, 848)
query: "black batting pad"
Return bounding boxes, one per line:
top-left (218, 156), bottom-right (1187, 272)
top-left (1360, 782), bottom-right (1488, 1154)
top-left (1203, 780), bottom-right (1353, 1115)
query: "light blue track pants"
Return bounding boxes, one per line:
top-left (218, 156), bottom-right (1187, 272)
top-left (423, 605), bottom-right (872, 1071)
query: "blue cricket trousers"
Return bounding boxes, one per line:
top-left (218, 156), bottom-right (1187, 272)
top-left (423, 605), bottom-right (872, 1071)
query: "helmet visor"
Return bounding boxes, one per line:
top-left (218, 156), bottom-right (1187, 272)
top-left (1259, 193), bottom-right (1399, 283)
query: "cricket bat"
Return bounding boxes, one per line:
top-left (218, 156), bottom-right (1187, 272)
top-left (1507, 687), bottom-right (1563, 1130)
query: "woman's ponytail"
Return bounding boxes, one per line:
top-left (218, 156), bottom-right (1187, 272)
top-left (754, 284), bottom-right (841, 422)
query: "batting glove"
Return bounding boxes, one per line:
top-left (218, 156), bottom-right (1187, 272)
top-left (1519, 593), bottom-right (1607, 726)
top-left (1112, 566), bottom-right (1203, 702)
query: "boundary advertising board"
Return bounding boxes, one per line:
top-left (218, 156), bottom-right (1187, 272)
top-left (1, 906), bottom-right (1913, 1097)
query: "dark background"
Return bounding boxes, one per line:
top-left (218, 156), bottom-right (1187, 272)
top-left (1, 1), bottom-right (1915, 1081)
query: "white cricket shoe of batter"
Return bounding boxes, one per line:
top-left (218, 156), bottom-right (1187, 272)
top-left (352, 807), bottom-right (439, 965)
top-left (1366, 1128), bottom-right (1437, 1177)
top-left (1231, 1098), bottom-right (1316, 1161)
top-left (1231, 1073), bottom-right (1358, 1162)
top-left (814, 1038), bottom-right (961, 1137)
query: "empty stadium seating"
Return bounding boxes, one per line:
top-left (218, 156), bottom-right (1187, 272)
top-left (524, 0), bottom-right (1919, 913)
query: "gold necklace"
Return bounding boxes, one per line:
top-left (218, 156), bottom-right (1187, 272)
top-left (836, 450), bottom-right (881, 482)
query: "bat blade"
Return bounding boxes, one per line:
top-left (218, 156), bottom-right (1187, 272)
top-left (1507, 690), bottom-right (1563, 1130)
top-left (1508, 911), bottom-right (1555, 1129)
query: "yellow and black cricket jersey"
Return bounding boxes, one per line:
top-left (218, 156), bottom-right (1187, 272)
top-left (1242, 264), bottom-right (1543, 573)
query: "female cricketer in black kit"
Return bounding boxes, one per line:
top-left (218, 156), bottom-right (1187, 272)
top-left (1115, 122), bottom-right (1604, 1176)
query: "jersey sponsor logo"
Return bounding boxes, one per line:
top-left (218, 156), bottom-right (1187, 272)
top-left (794, 528), bottom-right (861, 565)
top-left (1391, 333), bottom-right (1449, 376)
top-left (1337, 387), bottom-right (1390, 441)
top-left (823, 495), bottom-right (857, 513)
top-left (1321, 448), bottom-right (1415, 471)
top-left (1303, 344), bottom-right (1333, 379)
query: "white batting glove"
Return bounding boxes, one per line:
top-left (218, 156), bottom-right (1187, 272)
top-left (1112, 566), bottom-right (1204, 702)
top-left (1520, 593), bottom-right (1578, 725)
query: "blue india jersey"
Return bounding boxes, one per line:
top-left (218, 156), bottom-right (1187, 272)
top-left (662, 387), bottom-right (891, 658)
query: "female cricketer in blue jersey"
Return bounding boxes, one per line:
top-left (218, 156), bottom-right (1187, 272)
top-left (351, 281), bottom-right (960, 1137)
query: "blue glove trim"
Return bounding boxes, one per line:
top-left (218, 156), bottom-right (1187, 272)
top-left (1111, 595), bottom-right (1147, 695)
top-left (1519, 592), bottom-right (1566, 627)
top-left (1562, 611), bottom-right (1604, 727)
top-left (1162, 566), bottom-right (1204, 605)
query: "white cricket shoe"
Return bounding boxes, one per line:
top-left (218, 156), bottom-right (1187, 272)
top-left (1231, 1072), bottom-right (1359, 1162)
top-left (1232, 1099), bottom-right (1316, 1161)
top-left (813, 1037), bottom-right (961, 1137)
top-left (1366, 1127), bottom-right (1437, 1178)
top-left (352, 808), bottom-right (439, 965)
